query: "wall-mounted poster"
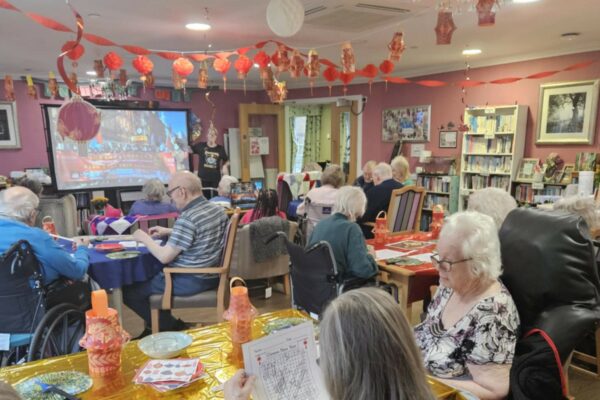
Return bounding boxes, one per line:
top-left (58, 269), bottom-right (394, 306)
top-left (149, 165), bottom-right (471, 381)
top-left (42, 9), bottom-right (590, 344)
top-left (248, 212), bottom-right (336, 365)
top-left (382, 105), bottom-right (431, 142)
top-left (0, 102), bottom-right (20, 149)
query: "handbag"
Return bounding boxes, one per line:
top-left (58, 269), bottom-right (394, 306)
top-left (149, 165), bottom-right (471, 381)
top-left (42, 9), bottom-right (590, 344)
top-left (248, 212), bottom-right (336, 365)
top-left (45, 278), bottom-right (92, 311)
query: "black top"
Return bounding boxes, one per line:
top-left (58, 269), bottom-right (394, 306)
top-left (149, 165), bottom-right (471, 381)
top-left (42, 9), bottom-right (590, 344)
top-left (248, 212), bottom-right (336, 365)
top-left (191, 142), bottom-right (228, 183)
top-left (353, 175), bottom-right (374, 193)
top-left (358, 178), bottom-right (404, 238)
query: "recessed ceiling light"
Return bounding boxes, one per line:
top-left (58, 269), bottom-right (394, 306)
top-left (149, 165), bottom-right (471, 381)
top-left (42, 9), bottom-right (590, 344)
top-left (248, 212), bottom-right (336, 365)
top-left (462, 48), bottom-right (482, 56)
top-left (561, 32), bottom-right (581, 40)
top-left (208, 44), bottom-right (212, 48)
top-left (513, 0), bottom-right (540, 3)
top-left (86, 71), bottom-right (97, 76)
top-left (186, 23), bottom-right (211, 31)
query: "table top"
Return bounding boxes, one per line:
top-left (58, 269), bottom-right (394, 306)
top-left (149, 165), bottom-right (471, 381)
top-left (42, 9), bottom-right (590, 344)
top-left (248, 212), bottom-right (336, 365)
top-left (0, 309), bottom-right (460, 399)
top-left (369, 232), bottom-right (438, 276)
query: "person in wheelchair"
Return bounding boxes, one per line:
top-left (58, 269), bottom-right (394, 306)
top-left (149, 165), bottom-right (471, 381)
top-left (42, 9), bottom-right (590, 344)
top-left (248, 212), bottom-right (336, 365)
top-left (296, 164), bottom-right (344, 216)
top-left (307, 186), bottom-right (378, 281)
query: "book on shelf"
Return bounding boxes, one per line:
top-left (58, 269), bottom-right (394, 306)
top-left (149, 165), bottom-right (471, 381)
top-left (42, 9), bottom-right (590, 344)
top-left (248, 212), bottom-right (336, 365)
top-left (468, 114), bottom-right (514, 134)
top-left (464, 156), bottom-right (512, 174)
top-left (423, 194), bottom-right (450, 210)
top-left (464, 175), bottom-right (510, 191)
top-left (465, 136), bottom-right (513, 154)
top-left (417, 175), bottom-right (452, 193)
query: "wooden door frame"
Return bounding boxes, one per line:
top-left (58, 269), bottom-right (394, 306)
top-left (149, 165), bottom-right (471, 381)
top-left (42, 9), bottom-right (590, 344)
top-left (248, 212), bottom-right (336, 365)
top-left (238, 103), bottom-right (285, 181)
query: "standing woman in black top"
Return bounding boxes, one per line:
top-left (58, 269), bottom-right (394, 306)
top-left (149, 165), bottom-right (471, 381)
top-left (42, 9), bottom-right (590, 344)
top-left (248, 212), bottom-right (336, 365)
top-left (191, 124), bottom-right (229, 199)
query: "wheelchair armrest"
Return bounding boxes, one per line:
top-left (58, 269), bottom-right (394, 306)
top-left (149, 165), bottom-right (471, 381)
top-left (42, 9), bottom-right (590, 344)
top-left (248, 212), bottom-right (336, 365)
top-left (339, 276), bottom-right (377, 293)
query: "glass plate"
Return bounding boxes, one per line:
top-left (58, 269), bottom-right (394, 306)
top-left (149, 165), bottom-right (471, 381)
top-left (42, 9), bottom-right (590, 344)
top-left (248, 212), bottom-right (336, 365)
top-left (15, 371), bottom-right (92, 400)
top-left (138, 332), bottom-right (193, 358)
top-left (106, 250), bottom-right (141, 260)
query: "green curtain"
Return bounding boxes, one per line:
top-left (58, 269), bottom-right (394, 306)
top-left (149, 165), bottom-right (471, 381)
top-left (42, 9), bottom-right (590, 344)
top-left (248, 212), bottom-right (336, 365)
top-left (303, 115), bottom-right (321, 165)
top-left (340, 112), bottom-right (350, 165)
top-left (288, 116), bottom-right (297, 172)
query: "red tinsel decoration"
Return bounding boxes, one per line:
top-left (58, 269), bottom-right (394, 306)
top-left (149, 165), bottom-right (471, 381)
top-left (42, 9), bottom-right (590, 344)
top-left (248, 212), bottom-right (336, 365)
top-left (103, 51), bottom-right (123, 71)
top-left (173, 57), bottom-right (194, 77)
top-left (61, 40), bottom-right (84, 61)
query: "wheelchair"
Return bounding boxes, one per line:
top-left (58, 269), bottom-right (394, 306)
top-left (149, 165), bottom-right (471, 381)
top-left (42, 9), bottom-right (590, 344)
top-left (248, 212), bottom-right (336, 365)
top-left (0, 240), bottom-right (86, 366)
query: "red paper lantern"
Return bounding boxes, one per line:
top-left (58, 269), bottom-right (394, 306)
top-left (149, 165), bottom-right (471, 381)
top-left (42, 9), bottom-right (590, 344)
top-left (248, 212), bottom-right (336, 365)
top-left (360, 64), bottom-right (378, 94)
top-left (103, 52), bottom-right (123, 71)
top-left (435, 11), bottom-right (457, 45)
top-left (57, 95), bottom-right (101, 142)
top-left (323, 67), bottom-right (339, 96)
top-left (214, 58), bottom-right (232, 92)
top-left (173, 57), bottom-right (194, 77)
top-left (132, 55), bottom-right (153, 75)
top-left (253, 51), bottom-right (270, 69)
top-left (379, 60), bottom-right (394, 75)
top-left (234, 55), bottom-right (253, 79)
top-left (61, 40), bottom-right (85, 61)
top-left (476, 0), bottom-right (496, 26)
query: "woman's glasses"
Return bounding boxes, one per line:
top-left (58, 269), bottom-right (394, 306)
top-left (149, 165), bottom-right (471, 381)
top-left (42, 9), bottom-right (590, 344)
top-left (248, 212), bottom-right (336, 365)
top-left (430, 253), bottom-right (472, 272)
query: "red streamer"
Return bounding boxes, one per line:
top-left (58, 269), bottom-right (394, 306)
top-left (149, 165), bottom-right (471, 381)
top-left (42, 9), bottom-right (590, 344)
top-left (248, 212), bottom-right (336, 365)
top-left (121, 45), bottom-right (151, 55)
top-left (526, 71), bottom-right (559, 79)
top-left (83, 33), bottom-right (116, 46)
top-left (490, 77), bottom-right (522, 84)
top-left (26, 12), bottom-right (72, 32)
top-left (416, 80), bottom-right (447, 87)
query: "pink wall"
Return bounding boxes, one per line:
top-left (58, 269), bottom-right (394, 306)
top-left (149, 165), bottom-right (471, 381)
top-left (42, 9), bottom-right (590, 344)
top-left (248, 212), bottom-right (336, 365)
top-left (0, 81), bottom-right (260, 175)
top-left (249, 114), bottom-right (279, 169)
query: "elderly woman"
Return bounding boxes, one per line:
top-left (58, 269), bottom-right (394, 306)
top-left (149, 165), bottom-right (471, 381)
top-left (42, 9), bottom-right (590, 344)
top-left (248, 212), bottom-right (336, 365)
top-left (414, 211), bottom-right (520, 399)
top-left (128, 178), bottom-right (178, 216)
top-left (553, 195), bottom-right (600, 235)
top-left (353, 160), bottom-right (377, 192)
top-left (209, 175), bottom-right (239, 206)
top-left (467, 187), bottom-right (517, 230)
top-left (225, 288), bottom-right (435, 400)
top-left (296, 164), bottom-right (345, 216)
top-left (391, 155), bottom-right (414, 186)
top-left (307, 186), bottom-right (377, 280)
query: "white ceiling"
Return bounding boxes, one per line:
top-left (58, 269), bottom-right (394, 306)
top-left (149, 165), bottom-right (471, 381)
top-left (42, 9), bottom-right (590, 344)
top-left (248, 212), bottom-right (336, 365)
top-left (1, 0), bottom-right (599, 89)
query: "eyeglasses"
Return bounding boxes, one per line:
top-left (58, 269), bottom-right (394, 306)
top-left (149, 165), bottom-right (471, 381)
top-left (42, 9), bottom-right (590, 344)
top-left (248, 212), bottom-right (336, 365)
top-left (166, 186), bottom-right (181, 198)
top-left (430, 253), bottom-right (472, 272)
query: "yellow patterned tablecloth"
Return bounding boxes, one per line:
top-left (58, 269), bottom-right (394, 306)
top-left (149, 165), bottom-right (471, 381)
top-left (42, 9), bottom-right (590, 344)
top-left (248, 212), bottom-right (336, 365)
top-left (0, 309), bottom-right (460, 399)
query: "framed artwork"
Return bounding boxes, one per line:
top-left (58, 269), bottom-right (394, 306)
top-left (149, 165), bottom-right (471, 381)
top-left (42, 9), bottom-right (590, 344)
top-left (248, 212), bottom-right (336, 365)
top-left (439, 130), bottom-right (458, 148)
top-left (0, 102), bottom-right (20, 149)
top-left (382, 105), bottom-right (431, 142)
top-left (536, 80), bottom-right (599, 144)
top-left (542, 163), bottom-right (565, 184)
top-left (560, 163), bottom-right (575, 184)
top-left (516, 158), bottom-right (540, 182)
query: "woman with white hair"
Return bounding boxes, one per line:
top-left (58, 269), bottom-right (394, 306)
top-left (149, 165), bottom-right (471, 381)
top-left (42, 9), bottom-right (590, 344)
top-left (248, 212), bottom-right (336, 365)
top-left (306, 186), bottom-right (377, 280)
top-left (553, 195), bottom-right (600, 234)
top-left (414, 211), bottom-right (520, 399)
top-left (296, 164), bottom-right (345, 216)
top-left (467, 187), bottom-right (517, 230)
top-left (209, 175), bottom-right (239, 206)
top-left (225, 288), bottom-right (435, 400)
top-left (128, 178), bottom-right (178, 215)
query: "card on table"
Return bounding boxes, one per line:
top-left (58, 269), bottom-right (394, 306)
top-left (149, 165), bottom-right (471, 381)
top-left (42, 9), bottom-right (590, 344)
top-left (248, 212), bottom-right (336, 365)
top-left (133, 358), bottom-right (200, 384)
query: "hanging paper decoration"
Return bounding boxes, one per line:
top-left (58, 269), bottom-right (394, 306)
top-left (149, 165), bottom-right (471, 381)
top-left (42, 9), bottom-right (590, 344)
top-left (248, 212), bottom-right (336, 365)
top-left (379, 60), bottom-right (394, 75)
top-left (173, 57), bottom-right (194, 89)
top-left (103, 51), bottom-right (123, 71)
top-left (339, 72), bottom-right (355, 94)
top-left (213, 57), bottom-right (231, 92)
top-left (4, 75), bottom-right (15, 101)
top-left (388, 32), bottom-right (405, 62)
top-left (263, 66), bottom-right (274, 93)
top-left (26, 75), bottom-right (37, 99)
top-left (323, 66), bottom-right (339, 96)
top-left (289, 50), bottom-right (304, 78)
top-left (304, 49), bottom-right (320, 95)
top-left (269, 79), bottom-right (287, 104)
top-left (172, 69), bottom-right (184, 90)
top-left (48, 71), bottom-right (58, 99)
top-left (341, 42), bottom-right (356, 74)
top-left (435, 10), bottom-right (457, 45)
top-left (145, 72), bottom-right (155, 88)
top-left (61, 40), bottom-right (85, 61)
top-left (360, 64), bottom-right (378, 93)
top-left (476, 0), bottom-right (497, 26)
top-left (94, 60), bottom-right (105, 78)
top-left (272, 44), bottom-right (290, 73)
top-left (198, 62), bottom-right (208, 89)
top-left (253, 51), bottom-right (270, 80)
top-left (234, 55), bottom-right (253, 94)
top-left (57, 95), bottom-right (101, 141)
top-left (132, 55), bottom-right (153, 88)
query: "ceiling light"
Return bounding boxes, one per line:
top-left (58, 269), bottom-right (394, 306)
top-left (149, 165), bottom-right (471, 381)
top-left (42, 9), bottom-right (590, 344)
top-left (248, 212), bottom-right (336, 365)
top-left (462, 48), bottom-right (482, 56)
top-left (88, 13), bottom-right (101, 18)
top-left (513, 0), bottom-right (540, 3)
top-left (561, 32), bottom-right (581, 40)
top-left (208, 44), bottom-right (212, 48)
top-left (186, 23), bottom-right (211, 31)
top-left (86, 71), bottom-right (97, 76)
top-left (253, 63), bottom-right (260, 68)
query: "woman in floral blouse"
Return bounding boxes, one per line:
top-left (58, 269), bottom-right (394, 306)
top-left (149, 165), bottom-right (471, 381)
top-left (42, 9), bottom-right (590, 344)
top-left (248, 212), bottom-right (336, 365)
top-left (414, 211), bottom-right (520, 399)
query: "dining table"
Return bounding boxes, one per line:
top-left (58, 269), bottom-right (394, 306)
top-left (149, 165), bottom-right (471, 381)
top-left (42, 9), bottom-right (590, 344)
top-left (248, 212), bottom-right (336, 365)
top-left (0, 309), bottom-right (464, 399)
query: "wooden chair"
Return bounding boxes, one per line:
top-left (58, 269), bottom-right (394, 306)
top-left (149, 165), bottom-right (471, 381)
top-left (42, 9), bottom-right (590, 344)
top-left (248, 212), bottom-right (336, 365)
top-left (149, 209), bottom-right (240, 333)
top-left (386, 186), bottom-right (426, 233)
top-left (130, 212), bottom-right (179, 233)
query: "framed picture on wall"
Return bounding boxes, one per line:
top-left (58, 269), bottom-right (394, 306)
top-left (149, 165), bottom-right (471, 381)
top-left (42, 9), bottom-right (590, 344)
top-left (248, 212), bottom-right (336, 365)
top-left (439, 130), bottom-right (458, 148)
top-left (516, 158), bottom-right (540, 182)
top-left (536, 80), bottom-right (599, 144)
top-left (560, 163), bottom-right (575, 184)
top-left (382, 105), bottom-right (431, 143)
top-left (0, 102), bottom-right (20, 149)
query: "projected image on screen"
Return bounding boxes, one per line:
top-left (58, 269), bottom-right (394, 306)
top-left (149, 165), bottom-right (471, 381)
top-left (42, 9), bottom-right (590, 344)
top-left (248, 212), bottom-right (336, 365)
top-left (46, 107), bottom-right (190, 191)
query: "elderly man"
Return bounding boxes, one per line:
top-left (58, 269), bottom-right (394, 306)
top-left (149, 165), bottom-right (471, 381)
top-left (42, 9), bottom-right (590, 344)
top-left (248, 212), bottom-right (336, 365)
top-left (124, 171), bottom-right (228, 335)
top-left (353, 160), bottom-right (377, 193)
top-left (358, 162), bottom-right (403, 238)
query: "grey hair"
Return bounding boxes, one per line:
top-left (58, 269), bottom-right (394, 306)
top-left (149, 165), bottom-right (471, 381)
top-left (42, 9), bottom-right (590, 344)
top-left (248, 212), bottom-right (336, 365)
top-left (391, 155), bottom-right (410, 182)
top-left (467, 187), bottom-right (517, 230)
top-left (143, 179), bottom-right (167, 201)
top-left (334, 186), bottom-right (366, 221)
top-left (14, 176), bottom-right (43, 196)
top-left (321, 164), bottom-right (345, 188)
top-left (0, 187), bottom-right (40, 222)
top-left (553, 195), bottom-right (599, 231)
top-left (320, 288), bottom-right (436, 400)
top-left (439, 211), bottom-right (502, 283)
top-left (373, 162), bottom-right (393, 181)
top-left (217, 175), bottom-right (239, 196)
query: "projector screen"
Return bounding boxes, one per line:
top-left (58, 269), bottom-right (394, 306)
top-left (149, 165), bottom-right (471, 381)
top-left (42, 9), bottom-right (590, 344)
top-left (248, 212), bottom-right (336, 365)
top-left (44, 105), bottom-right (190, 191)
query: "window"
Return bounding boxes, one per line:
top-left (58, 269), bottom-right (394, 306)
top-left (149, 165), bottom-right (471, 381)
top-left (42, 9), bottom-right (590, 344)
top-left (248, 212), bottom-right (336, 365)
top-left (292, 115), bottom-right (307, 173)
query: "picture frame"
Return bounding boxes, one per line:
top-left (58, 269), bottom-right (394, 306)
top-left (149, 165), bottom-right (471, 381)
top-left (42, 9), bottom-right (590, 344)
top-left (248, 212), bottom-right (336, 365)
top-left (560, 163), bottom-right (575, 185)
top-left (536, 80), bottom-right (599, 144)
top-left (0, 101), bottom-right (20, 149)
top-left (516, 158), bottom-right (540, 182)
top-left (542, 163), bottom-right (565, 184)
top-left (439, 130), bottom-right (458, 148)
top-left (382, 105), bottom-right (431, 142)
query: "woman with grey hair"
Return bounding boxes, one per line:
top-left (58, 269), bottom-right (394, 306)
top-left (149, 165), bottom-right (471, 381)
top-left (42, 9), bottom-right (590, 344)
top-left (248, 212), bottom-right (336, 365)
top-left (467, 187), bottom-right (517, 230)
top-left (225, 288), bottom-right (435, 400)
top-left (414, 211), bottom-right (520, 399)
top-left (553, 195), bottom-right (600, 234)
top-left (296, 164), bottom-right (345, 216)
top-left (128, 178), bottom-right (178, 215)
top-left (306, 186), bottom-right (377, 280)
top-left (209, 175), bottom-right (239, 206)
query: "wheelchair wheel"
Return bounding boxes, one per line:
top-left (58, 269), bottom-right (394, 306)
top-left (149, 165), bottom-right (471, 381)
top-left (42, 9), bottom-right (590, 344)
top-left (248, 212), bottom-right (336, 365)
top-left (27, 303), bottom-right (85, 362)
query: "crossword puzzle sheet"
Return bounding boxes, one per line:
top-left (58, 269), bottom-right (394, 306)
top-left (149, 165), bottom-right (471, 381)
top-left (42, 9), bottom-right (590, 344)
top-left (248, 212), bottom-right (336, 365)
top-left (242, 322), bottom-right (328, 400)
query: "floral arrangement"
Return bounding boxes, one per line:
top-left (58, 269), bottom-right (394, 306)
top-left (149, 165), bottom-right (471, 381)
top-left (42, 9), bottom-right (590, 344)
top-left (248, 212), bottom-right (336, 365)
top-left (91, 196), bottom-right (109, 210)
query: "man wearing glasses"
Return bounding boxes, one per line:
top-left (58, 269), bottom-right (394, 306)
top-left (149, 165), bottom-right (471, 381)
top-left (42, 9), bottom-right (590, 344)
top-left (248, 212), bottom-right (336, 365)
top-left (126, 171), bottom-right (228, 335)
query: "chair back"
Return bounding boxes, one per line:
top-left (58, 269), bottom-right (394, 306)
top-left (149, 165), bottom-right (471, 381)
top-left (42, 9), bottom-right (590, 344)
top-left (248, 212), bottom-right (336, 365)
top-left (277, 179), bottom-right (294, 217)
top-left (130, 212), bottom-right (178, 233)
top-left (386, 186), bottom-right (425, 233)
top-left (220, 209), bottom-right (241, 272)
top-left (304, 198), bottom-right (334, 240)
top-left (36, 194), bottom-right (78, 237)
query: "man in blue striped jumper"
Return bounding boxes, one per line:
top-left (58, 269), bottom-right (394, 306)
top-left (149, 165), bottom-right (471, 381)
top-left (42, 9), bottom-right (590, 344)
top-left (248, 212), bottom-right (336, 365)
top-left (124, 171), bottom-right (228, 335)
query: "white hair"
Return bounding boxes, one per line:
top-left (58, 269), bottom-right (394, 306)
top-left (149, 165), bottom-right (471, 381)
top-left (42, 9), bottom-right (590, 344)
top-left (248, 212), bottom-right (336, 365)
top-left (142, 179), bottom-right (167, 201)
top-left (217, 175), bottom-right (239, 196)
top-left (334, 186), bottom-right (366, 221)
top-left (0, 187), bottom-right (39, 222)
top-left (439, 211), bottom-right (502, 283)
top-left (391, 155), bottom-right (410, 182)
top-left (553, 195), bottom-right (599, 231)
top-left (467, 187), bottom-right (517, 230)
top-left (373, 163), bottom-right (393, 181)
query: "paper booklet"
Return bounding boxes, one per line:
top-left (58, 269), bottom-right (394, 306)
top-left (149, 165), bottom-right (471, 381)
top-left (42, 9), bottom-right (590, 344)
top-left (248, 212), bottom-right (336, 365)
top-left (242, 322), bottom-right (328, 400)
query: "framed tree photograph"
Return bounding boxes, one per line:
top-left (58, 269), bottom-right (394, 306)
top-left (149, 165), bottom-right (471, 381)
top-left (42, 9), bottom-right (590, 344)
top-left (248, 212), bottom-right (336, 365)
top-left (560, 163), bottom-right (575, 184)
top-left (536, 80), bottom-right (599, 144)
top-left (439, 130), bottom-right (458, 148)
top-left (0, 102), bottom-right (20, 149)
top-left (516, 158), bottom-right (540, 182)
top-left (382, 105), bottom-right (431, 142)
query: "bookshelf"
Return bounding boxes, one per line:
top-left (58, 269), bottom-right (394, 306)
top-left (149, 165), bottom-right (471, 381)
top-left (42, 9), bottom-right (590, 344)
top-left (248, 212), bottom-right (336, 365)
top-left (458, 105), bottom-right (528, 210)
top-left (512, 182), bottom-right (566, 206)
top-left (416, 173), bottom-right (459, 231)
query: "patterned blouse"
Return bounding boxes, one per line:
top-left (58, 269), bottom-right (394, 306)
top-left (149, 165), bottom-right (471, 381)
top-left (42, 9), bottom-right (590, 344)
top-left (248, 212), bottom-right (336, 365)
top-left (414, 282), bottom-right (520, 378)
